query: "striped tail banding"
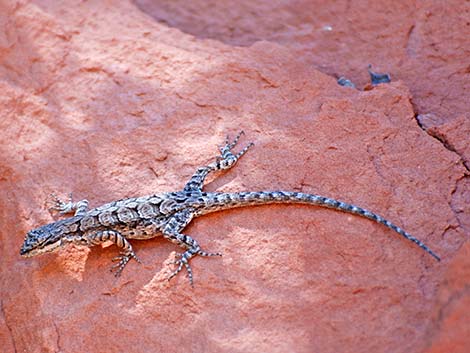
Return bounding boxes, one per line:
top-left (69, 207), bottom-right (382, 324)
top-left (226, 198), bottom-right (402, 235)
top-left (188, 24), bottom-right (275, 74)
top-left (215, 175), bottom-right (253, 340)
top-left (203, 191), bottom-right (440, 261)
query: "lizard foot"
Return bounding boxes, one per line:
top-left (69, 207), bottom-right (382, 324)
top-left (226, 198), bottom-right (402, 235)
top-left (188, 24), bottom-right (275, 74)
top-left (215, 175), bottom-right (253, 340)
top-left (48, 192), bottom-right (74, 214)
top-left (110, 251), bottom-right (142, 277)
top-left (47, 192), bottom-right (89, 216)
top-left (168, 249), bottom-right (222, 287)
top-left (168, 252), bottom-right (194, 286)
top-left (216, 131), bottom-right (254, 170)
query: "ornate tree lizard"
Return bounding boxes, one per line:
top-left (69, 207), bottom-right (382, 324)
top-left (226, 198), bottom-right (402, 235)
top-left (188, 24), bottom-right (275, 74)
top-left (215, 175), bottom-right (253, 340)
top-left (20, 132), bottom-right (440, 285)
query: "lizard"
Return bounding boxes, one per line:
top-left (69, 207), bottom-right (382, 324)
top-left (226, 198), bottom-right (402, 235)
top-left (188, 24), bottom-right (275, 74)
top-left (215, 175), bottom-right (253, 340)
top-left (20, 131), bottom-right (440, 286)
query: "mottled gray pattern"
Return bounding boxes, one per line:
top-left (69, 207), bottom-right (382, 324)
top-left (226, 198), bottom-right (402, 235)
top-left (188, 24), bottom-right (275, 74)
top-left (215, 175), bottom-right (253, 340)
top-left (20, 132), bottom-right (440, 286)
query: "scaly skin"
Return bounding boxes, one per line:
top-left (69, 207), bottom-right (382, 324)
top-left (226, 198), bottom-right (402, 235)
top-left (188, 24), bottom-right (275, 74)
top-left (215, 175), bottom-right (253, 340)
top-left (20, 132), bottom-right (440, 286)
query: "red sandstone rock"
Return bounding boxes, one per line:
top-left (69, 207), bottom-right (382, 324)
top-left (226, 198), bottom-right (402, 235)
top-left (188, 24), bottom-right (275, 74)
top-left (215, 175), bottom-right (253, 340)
top-left (426, 242), bottom-right (470, 353)
top-left (418, 114), bottom-right (470, 170)
top-left (135, 0), bottom-right (470, 124)
top-left (0, 1), bottom-right (468, 353)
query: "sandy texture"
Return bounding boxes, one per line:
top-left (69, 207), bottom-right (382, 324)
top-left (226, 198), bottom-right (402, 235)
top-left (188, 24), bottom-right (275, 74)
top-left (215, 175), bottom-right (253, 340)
top-left (0, 1), bottom-right (468, 352)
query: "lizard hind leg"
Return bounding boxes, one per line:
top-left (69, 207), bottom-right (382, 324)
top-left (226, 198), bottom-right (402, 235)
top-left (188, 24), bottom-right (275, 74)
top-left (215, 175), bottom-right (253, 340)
top-left (165, 232), bottom-right (222, 287)
top-left (162, 209), bottom-right (221, 286)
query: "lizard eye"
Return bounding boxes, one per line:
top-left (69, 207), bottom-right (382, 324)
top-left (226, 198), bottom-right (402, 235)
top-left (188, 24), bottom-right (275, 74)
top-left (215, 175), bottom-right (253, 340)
top-left (26, 229), bottom-right (41, 240)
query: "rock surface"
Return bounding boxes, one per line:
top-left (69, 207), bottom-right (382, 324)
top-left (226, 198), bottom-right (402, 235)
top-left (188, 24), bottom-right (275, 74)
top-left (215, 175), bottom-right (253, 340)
top-left (0, 1), bottom-right (468, 352)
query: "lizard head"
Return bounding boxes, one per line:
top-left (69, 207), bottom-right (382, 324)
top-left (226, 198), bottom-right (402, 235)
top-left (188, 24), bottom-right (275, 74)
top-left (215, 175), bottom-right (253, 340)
top-left (20, 222), bottom-right (66, 257)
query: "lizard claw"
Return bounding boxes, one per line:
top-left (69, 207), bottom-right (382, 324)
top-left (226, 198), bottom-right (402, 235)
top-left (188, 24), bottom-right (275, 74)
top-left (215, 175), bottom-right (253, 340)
top-left (216, 132), bottom-right (254, 170)
top-left (47, 192), bottom-right (74, 214)
top-left (47, 193), bottom-right (89, 216)
top-left (167, 248), bottom-right (221, 286)
top-left (223, 130), bottom-right (245, 151)
top-left (110, 251), bottom-right (142, 277)
top-left (168, 253), bottom-right (194, 287)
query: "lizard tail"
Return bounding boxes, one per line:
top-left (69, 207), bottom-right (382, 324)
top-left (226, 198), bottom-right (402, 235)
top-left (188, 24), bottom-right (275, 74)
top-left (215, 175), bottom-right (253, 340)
top-left (200, 191), bottom-right (440, 261)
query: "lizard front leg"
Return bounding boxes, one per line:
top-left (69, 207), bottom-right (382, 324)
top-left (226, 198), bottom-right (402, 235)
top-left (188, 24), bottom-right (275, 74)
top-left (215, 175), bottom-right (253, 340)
top-left (183, 131), bottom-right (254, 192)
top-left (85, 230), bottom-right (141, 276)
top-left (162, 209), bottom-right (221, 286)
top-left (49, 193), bottom-right (89, 216)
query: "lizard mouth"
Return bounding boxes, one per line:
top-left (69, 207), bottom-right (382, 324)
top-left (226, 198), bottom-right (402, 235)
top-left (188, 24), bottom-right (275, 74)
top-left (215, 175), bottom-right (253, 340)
top-left (20, 239), bottom-right (62, 257)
